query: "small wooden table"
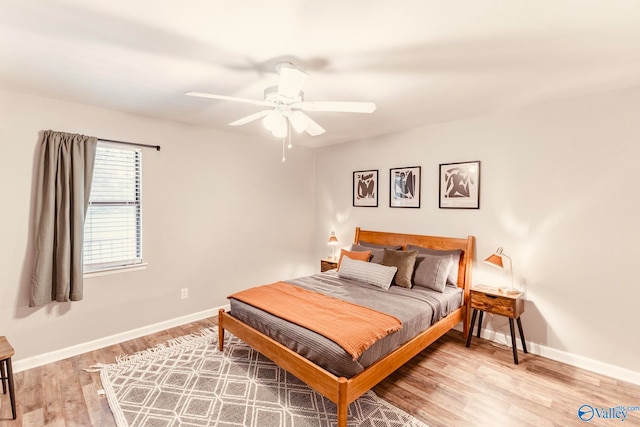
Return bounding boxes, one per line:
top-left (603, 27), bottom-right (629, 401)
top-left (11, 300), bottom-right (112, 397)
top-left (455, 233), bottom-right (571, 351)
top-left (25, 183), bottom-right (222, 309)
top-left (320, 258), bottom-right (338, 272)
top-left (0, 336), bottom-right (16, 420)
top-left (465, 285), bottom-right (528, 364)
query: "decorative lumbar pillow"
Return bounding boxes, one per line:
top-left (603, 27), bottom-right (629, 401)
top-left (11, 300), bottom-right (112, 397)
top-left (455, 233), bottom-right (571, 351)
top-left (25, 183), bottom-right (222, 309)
top-left (381, 249), bottom-right (419, 288)
top-left (406, 245), bottom-right (463, 285)
top-left (350, 243), bottom-right (385, 264)
top-left (337, 248), bottom-right (371, 270)
top-left (338, 256), bottom-right (398, 290)
top-left (413, 253), bottom-right (454, 292)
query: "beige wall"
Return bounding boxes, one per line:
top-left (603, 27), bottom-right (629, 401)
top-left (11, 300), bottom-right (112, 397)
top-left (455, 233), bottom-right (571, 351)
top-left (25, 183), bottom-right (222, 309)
top-left (0, 88), bottom-right (316, 364)
top-left (3, 82), bottom-right (639, 383)
top-left (314, 86), bottom-right (640, 380)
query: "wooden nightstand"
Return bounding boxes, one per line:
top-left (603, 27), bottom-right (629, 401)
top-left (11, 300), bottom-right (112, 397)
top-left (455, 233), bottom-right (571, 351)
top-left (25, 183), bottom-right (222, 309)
top-left (320, 258), bottom-right (338, 272)
top-left (465, 285), bottom-right (528, 364)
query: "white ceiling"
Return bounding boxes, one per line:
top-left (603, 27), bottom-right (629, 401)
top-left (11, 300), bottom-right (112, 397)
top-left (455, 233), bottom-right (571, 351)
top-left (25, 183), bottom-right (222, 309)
top-left (2, 0), bottom-right (640, 148)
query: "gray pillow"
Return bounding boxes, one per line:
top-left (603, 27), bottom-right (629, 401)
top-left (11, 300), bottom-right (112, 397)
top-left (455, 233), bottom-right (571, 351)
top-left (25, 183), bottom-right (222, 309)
top-left (358, 240), bottom-right (403, 250)
top-left (406, 245), bottom-right (462, 285)
top-left (381, 249), bottom-right (418, 288)
top-left (337, 256), bottom-right (397, 290)
top-left (413, 253), bottom-right (454, 292)
top-left (350, 243), bottom-right (385, 264)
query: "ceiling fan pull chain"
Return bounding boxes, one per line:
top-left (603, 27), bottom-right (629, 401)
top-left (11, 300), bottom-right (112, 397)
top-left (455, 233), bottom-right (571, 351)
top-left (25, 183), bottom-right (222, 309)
top-left (282, 136), bottom-right (286, 162)
top-left (287, 118), bottom-right (292, 149)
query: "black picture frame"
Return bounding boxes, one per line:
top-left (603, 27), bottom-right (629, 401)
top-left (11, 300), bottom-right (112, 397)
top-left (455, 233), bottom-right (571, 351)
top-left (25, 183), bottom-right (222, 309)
top-left (439, 161), bottom-right (481, 209)
top-left (389, 166), bottom-right (421, 208)
top-left (353, 170), bottom-right (378, 207)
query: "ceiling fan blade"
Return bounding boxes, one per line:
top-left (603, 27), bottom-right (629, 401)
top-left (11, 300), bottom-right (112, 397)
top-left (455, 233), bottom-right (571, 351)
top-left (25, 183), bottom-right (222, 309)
top-left (297, 101), bottom-right (377, 113)
top-left (304, 117), bottom-right (326, 136)
top-left (185, 91), bottom-right (272, 107)
top-left (277, 65), bottom-right (308, 99)
top-left (228, 110), bottom-right (272, 126)
top-left (288, 111), bottom-right (311, 133)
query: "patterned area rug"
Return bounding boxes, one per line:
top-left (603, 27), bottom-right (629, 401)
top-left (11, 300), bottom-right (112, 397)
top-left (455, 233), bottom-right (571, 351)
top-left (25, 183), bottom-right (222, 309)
top-left (96, 327), bottom-right (428, 427)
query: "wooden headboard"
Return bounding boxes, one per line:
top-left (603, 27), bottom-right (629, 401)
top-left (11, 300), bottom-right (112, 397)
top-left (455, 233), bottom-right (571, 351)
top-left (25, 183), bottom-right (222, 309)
top-left (353, 227), bottom-right (475, 302)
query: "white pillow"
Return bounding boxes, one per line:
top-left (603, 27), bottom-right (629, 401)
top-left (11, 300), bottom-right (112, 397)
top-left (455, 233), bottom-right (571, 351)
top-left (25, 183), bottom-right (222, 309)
top-left (338, 256), bottom-right (398, 290)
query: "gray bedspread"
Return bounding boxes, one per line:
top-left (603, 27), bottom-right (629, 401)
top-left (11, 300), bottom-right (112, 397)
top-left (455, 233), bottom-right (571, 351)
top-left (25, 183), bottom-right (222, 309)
top-left (229, 270), bottom-right (462, 377)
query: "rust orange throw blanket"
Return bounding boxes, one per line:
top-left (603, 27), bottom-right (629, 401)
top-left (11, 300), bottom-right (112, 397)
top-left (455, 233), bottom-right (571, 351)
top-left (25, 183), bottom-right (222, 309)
top-left (228, 282), bottom-right (402, 360)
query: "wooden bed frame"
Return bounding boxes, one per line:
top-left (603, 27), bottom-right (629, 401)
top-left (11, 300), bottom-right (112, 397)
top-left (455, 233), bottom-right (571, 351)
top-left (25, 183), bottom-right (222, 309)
top-left (218, 227), bottom-right (475, 427)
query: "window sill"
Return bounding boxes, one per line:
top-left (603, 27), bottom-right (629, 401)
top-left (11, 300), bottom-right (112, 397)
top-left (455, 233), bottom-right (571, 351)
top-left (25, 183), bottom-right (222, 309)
top-left (84, 263), bottom-right (148, 279)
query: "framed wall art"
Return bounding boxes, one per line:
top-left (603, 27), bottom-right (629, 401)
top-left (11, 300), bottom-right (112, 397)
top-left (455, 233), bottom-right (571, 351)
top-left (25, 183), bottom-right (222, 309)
top-left (353, 169), bottom-right (378, 207)
top-left (390, 166), bottom-right (421, 208)
top-left (439, 161), bottom-right (481, 209)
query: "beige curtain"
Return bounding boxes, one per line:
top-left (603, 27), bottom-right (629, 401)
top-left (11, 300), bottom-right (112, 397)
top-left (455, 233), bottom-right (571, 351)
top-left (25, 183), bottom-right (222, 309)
top-left (30, 130), bottom-right (97, 307)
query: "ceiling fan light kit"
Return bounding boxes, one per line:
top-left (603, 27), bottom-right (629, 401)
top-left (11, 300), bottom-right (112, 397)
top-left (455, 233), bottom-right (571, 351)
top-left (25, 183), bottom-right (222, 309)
top-left (271, 116), bottom-right (288, 139)
top-left (186, 61), bottom-right (376, 160)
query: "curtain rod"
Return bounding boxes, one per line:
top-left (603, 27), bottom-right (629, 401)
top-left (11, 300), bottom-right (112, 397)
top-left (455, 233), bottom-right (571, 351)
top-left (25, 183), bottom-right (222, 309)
top-left (100, 138), bottom-right (161, 151)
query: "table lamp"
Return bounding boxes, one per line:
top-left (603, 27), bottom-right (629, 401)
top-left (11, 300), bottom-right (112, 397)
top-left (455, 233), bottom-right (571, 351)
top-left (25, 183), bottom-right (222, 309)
top-left (484, 247), bottom-right (519, 295)
top-left (327, 231), bottom-right (339, 261)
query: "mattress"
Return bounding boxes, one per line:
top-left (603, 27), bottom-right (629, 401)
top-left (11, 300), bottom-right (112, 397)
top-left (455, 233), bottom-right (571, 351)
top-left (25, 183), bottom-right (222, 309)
top-left (229, 270), bottom-right (463, 377)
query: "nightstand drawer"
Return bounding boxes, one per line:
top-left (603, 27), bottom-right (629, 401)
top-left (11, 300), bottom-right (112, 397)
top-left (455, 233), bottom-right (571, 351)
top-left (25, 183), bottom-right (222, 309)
top-left (467, 285), bottom-right (527, 364)
top-left (471, 292), bottom-right (517, 317)
top-left (320, 259), bottom-right (338, 272)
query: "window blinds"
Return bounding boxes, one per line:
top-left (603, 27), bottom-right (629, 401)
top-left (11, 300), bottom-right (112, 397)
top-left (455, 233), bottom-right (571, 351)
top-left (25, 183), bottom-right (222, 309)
top-left (83, 144), bottom-right (142, 271)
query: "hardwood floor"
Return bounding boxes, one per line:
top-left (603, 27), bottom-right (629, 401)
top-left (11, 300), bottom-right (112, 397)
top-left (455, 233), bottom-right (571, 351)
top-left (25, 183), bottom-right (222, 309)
top-left (1, 317), bottom-right (638, 426)
top-left (374, 332), bottom-right (640, 426)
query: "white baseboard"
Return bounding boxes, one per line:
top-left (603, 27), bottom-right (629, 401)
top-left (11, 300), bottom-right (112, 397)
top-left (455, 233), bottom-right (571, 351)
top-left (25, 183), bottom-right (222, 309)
top-left (13, 310), bottom-right (639, 387)
top-left (13, 304), bottom-right (229, 373)
top-left (454, 324), bottom-right (640, 386)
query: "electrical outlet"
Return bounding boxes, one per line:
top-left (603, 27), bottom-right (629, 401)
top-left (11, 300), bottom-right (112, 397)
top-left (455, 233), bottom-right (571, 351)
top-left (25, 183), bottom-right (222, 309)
top-left (181, 288), bottom-right (189, 299)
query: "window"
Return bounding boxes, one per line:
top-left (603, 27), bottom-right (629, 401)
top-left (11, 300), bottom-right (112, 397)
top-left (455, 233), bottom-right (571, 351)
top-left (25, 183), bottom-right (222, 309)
top-left (83, 142), bottom-right (142, 272)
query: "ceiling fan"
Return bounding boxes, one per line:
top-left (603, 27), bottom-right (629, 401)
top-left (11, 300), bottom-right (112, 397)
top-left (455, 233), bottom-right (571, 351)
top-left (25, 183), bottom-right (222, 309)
top-left (186, 61), bottom-right (377, 139)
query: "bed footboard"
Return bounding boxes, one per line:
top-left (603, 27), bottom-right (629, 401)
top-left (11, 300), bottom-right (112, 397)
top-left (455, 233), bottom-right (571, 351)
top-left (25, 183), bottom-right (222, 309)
top-left (217, 306), bottom-right (466, 427)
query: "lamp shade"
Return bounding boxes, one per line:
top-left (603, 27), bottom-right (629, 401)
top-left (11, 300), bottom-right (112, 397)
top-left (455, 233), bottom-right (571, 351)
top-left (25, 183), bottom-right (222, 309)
top-left (262, 110), bottom-right (280, 131)
top-left (484, 247), bottom-right (518, 294)
top-left (271, 115), bottom-right (288, 138)
top-left (484, 248), bottom-right (505, 269)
